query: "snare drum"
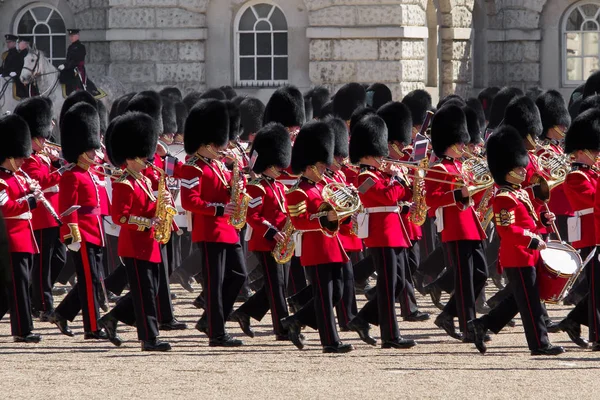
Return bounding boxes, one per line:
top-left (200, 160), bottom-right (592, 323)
top-left (538, 241), bottom-right (582, 304)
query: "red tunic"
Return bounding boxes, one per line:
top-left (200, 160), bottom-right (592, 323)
top-left (324, 169), bottom-right (363, 252)
top-left (563, 164), bottom-right (597, 248)
top-left (58, 164), bottom-right (105, 247)
top-left (180, 154), bottom-right (239, 244)
top-left (356, 166), bottom-right (411, 248)
top-left (523, 151), bottom-right (548, 234)
top-left (493, 187), bottom-right (544, 268)
top-left (246, 177), bottom-right (288, 252)
top-left (0, 168), bottom-right (39, 254)
top-left (424, 157), bottom-right (486, 242)
top-left (112, 170), bottom-right (161, 263)
top-left (22, 153), bottom-right (61, 230)
top-left (286, 177), bottom-right (348, 266)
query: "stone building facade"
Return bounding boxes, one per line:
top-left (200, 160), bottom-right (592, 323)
top-left (0, 0), bottom-right (597, 102)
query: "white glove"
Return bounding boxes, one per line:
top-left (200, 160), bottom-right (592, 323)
top-left (0, 74), bottom-right (3, 78)
top-left (58, 64), bottom-right (65, 71)
top-left (9, 72), bottom-right (16, 77)
top-left (67, 242), bottom-right (81, 252)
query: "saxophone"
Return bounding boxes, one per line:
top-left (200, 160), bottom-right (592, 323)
top-left (272, 218), bottom-right (295, 264)
top-left (408, 157), bottom-right (429, 226)
top-left (148, 163), bottom-right (178, 244)
top-left (229, 155), bottom-right (251, 229)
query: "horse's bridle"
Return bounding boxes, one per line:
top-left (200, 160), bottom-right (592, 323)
top-left (21, 50), bottom-right (60, 96)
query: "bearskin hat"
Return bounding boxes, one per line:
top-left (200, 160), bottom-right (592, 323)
top-left (250, 122), bottom-right (291, 173)
top-left (402, 89), bottom-right (433, 127)
top-left (318, 100), bottom-right (334, 119)
top-left (584, 70), bottom-right (600, 99)
top-left (526, 86), bottom-right (544, 102)
top-left (366, 83), bottom-right (392, 110)
top-left (334, 83), bottom-right (366, 120)
top-left (569, 98), bottom-right (582, 120)
top-left (264, 86), bottom-right (305, 128)
top-left (175, 102), bottom-right (188, 134)
top-left (13, 96), bottom-right (53, 139)
top-left (565, 108), bottom-right (600, 154)
top-left (159, 86), bottom-right (183, 103)
top-left (219, 86), bottom-right (237, 100)
top-left (183, 99), bottom-right (229, 155)
top-left (183, 91), bottom-right (203, 112)
top-left (126, 91), bottom-right (163, 134)
top-left (478, 87), bottom-right (500, 121)
top-left (161, 97), bottom-right (177, 134)
top-left (466, 97), bottom-right (486, 130)
top-left (577, 94), bottom-right (600, 115)
top-left (324, 116), bottom-right (349, 158)
top-left (200, 88), bottom-right (226, 101)
top-left (106, 112), bottom-right (158, 167)
top-left (502, 96), bottom-right (543, 140)
top-left (0, 114), bottom-right (32, 163)
top-left (487, 87), bottom-right (524, 129)
top-left (486, 125), bottom-right (529, 185)
top-left (96, 99), bottom-right (108, 136)
top-left (239, 97), bottom-right (265, 140)
top-left (60, 90), bottom-right (96, 124)
top-left (60, 102), bottom-right (101, 164)
top-left (304, 95), bottom-right (313, 121)
top-left (349, 114), bottom-right (389, 164)
top-left (431, 105), bottom-right (469, 157)
top-left (305, 86), bottom-right (330, 119)
top-left (109, 92), bottom-right (136, 121)
top-left (462, 105), bottom-right (482, 145)
top-left (225, 100), bottom-right (241, 141)
top-left (291, 121), bottom-right (334, 174)
top-left (349, 106), bottom-right (376, 135)
top-left (437, 94), bottom-right (465, 110)
top-left (536, 90), bottom-right (571, 138)
top-left (377, 101), bottom-right (412, 145)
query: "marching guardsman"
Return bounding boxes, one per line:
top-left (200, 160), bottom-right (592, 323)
top-left (0, 114), bottom-right (42, 343)
top-left (279, 120), bottom-right (353, 354)
top-left (15, 97), bottom-right (67, 321)
top-left (239, 96), bottom-right (265, 143)
top-left (346, 114), bottom-right (417, 349)
top-left (0, 34), bottom-right (21, 79)
top-left (426, 104), bottom-right (488, 342)
top-left (181, 99), bottom-right (248, 347)
top-left (304, 86), bottom-right (330, 121)
top-left (99, 111), bottom-right (172, 352)
top-left (557, 108), bottom-right (600, 351)
top-left (229, 122), bottom-right (292, 340)
top-left (366, 83), bottom-right (392, 110)
top-left (50, 102), bottom-right (107, 340)
top-left (468, 126), bottom-right (565, 356)
top-left (401, 89), bottom-right (433, 141)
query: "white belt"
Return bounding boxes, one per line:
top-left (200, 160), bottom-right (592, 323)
top-left (574, 208), bottom-right (593, 217)
top-left (43, 185), bottom-right (59, 193)
top-left (294, 229), bottom-right (321, 257)
top-left (364, 206), bottom-right (400, 214)
top-left (280, 179), bottom-right (297, 186)
top-left (5, 212), bottom-right (32, 220)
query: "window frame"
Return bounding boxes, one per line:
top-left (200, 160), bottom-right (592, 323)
top-left (233, 0), bottom-right (289, 88)
top-left (13, 3), bottom-right (67, 67)
top-left (562, 1), bottom-right (600, 86)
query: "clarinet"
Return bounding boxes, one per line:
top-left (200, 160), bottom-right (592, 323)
top-left (19, 170), bottom-right (63, 226)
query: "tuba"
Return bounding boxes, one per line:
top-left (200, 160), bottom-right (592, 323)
top-left (148, 163), bottom-right (178, 244)
top-left (228, 155), bottom-right (251, 229)
top-left (272, 218), bottom-right (295, 264)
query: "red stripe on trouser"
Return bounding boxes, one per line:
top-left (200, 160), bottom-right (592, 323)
top-left (592, 258), bottom-right (598, 342)
top-left (133, 259), bottom-right (149, 339)
top-left (263, 253), bottom-right (279, 329)
top-left (518, 268), bottom-right (541, 348)
top-left (9, 253), bottom-right (22, 336)
top-left (314, 266), bottom-right (331, 344)
top-left (382, 248), bottom-right (394, 336)
top-left (204, 243), bottom-right (212, 337)
top-left (455, 242), bottom-right (467, 334)
top-left (80, 242), bottom-right (98, 332)
top-left (39, 233), bottom-right (45, 310)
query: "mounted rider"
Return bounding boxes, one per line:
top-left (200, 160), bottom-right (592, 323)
top-left (0, 34), bottom-right (30, 99)
top-left (58, 29), bottom-right (101, 97)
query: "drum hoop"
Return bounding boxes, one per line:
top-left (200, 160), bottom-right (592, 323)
top-left (541, 240), bottom-right (581, 278)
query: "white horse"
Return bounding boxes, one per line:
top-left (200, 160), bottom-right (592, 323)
top-left (0, 46), bottom-right (125, 123)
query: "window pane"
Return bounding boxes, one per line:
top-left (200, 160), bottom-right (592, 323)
top-left (270, 7), bottom-right (287, 30)
top-left (274, 57), bottom-right (288, 80)
top-left (257, 57), bottom-right (271, 80)
top-left (584, 57), bottom-right (599, 78)
top-left (18, 11), bottom-right (36, 34)
top-left (567, 57), bottom-right (583, 81)
top-left (240, 58), bottom-right (255, 81)
top-left (48, 12), bottom-right (66, 32)
top-left (53, 36), bottom-right (66, 58)
top-left (240, 33), bottom-right (254, 56)
top-left (253, 4), bottom-right (272, 19)
top-left (256, 20), bottom-right (271, 31)
top-left (36, 36), bottom-right (50, 56)
top-left (583, 32), bottom-right (599, 55)
top-left (567, 33), bottom-right (582, 56)
top-left (274, 33), bottom-right (287, 55)
top-left (567, 9), bottom-right (584, 30)
top-left (239, 8), bottom-right (256, 31)
top-left (32, 6), bottom-right (51, 21)
top-left (257, 33), bottom-right (271, 55)
top-left (584, 20), bottom-right (598, 31)
top-left (581, 4), bottom-right (599, 18)
top-left (34, 24), bottom-right (50, 34)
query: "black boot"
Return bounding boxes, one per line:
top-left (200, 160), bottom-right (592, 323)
top-left (558, 318), bottom-right (589, 349)
top-left (347, 316), bottom-right (376, 346)
top-left (98, 314), bottom-right (123, 347)
top-left (209, 334), bottom-right (243, 347)
top-left (323, 342), bottom-right (354, 353)
top-left (281, 316), bottom-right (305, 350)
top-left (159, 318), bottom-right (188, 331)
top-left (229, 310), bottom-right (255, 338)
top-left (14, 333), bottom-right (41, 343)
top-left (141, 339), bottom-right (172, 352)
top-left (381, 337), bottom-right (417, 349)
top-left (530, 344), bottom-right (565, 356)
top-left (434, 312), bottom-right (463, 340)
top-left (48, 311), bottom-right (74, 337)
top-left (467, 319), bottom-right (487, 354)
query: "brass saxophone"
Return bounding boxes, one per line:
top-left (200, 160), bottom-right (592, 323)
top-left (229, 155), bottom-right (251, 229)
top-left (148, 163), bottom-right (177, 244)
top-left (272, 218), bottom-right (295, 264)
top-left (408, 157), bottom-right (429, 226)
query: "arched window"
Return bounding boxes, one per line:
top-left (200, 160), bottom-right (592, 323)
top-left (14, 4), bottom-right (67, 67)
top-left (234, 2), bottom-right (288, 87)
top-left (563, 2), bottom-right (600, 84)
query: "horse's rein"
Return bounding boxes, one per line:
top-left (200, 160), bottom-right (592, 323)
top-left (22, 51), bottom-right (60, 96)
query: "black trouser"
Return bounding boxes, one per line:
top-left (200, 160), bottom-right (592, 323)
top-left (353, 254), bottom-right (375, 284)
top-left (480, 266), bottom-right (549, 351)
top-left (173, 240), bottom-right (203, 283)
top-left (417, 246), bottom-right (446, 287)
top-left (566, 247), bottom-right (600, 342)
top-left (156, 245), bottom-right (174, 323)
top-left (441, 240), bottom-right (488, 334)
top-left (55, 243), bottom-right (102, 333)
top-left (335, 260), bottom-right (358, 328)
top-left (287, 256), bottom-right (307, 296)
top-left (32, 227), bottom-right (66, 313)
top-left (197, 241), bottom-right (247, 339)
top-left (105, 263), bottom-right (128, 296)
top-left (236, 251), bottom-right (289, 335)
top-left (104, 233), bottom-right (121, 275)
top-left (356, 247), bottom-right (407, 342)
top-left (399, 245), bottom-right (419, 317)
top-left (3, 252), bottom-right (34, 336)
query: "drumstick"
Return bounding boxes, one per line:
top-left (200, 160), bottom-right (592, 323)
top-left (544, 203), bottom-right (562, 242)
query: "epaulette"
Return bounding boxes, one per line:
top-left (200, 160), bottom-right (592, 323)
top-left (247, 179), bottom-right (266, 194)
top-left (114, 172), bottom-right (133, 189)
top-left (1, 51), bottom-right (7, 62)
top-left (286, 181), bottom-right (307, 197)
top-left (358, 170), bottom-right (379, 181)
top-left (183, 155), bottom-right (203, 173)
top-left (495, 190), bottom-right (518, 203)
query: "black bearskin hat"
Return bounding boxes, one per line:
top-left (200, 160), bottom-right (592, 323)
top-left (536, 90), bottom-right (571, 138)
top-left (334, 83), bottom-right (366, 120)
top-left (565, 108), bottom-right (600, 154)
top-left (250, 123), bottom-right (291, 173)
top-left (431, 105), bottom-right (469, 157)
top-left (462, 105), bottom-right (482, 145)
top-left (318, 100), bottom-right (334, 119)
top-left (264, 86), bottom-right (305, 128)
top-left (219, 86), bottom-right (237, 100)
top-left (526, 86), bottom-right (544, 102)
top-left (402, 89), bottom-right (433, 127)
top-left (569, 98), bottom-right (582, 120)
top-left (161, 97), bottom-right (177, 134)
top-left (239, 97), bottom-right (265, 140)
top-left (159, 86), bottom-right (183, 103)
top-left (0, 114), bottom-right (32, 163)
top-left (486, 126), bottom-right (529, 185)
top-left (377, 101), bottom-right (412, 145)
top-left (577, 94), bottom-right (600, 115)
top-left (584, 70), bottom-right (600, 99)
top-left (304, 95), bottom-right (313, 121)
top-left (502, 96), bottom-right (543, 140)
top-left (60, 90), bottom-right (96, 125)
top-left (200, 88), bottom-right (226, 101)
top-left (225, 100), bottom-right (241, 141)
top-left (183, 91), bottom-right (203, 112)
top-left (291, 121), bottom-right (334, 174)
top-left (126, 91), bottom-right (163, 134)
top-left (437, 94), bottom-right (465, 110)
top-left (175, 102), bottom-right (188, 134)
top-left (106, 112), bottom-right (158, 167)
top-left (96, 99), bottom-right (108, 136)
top-left (349, 114), bottom-right (389, 164)
top-left (478, 87), bottom-right (500, 121)
top-left (349, 106), bottom-right (376, 135)
top-left (324, 116), bottom-right (349, 158)
top-left (60, 102), bottom-right (101, 164)
top-left (366, 83), bottom-right (392, 110)
top-left (13, 96), bottom-right (53, 139)
top-left (466, 97), bottom-right (486, 130)
top-left (305, 86), bottom-right (330, 119)
top-left (487, 87), bottom-right (524, 129)
top-left (109, 92), bottom-right (136, 121)
top-left (183, 99), bottom-right (229, 155)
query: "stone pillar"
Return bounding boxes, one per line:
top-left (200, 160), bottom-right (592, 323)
top-left (305, 1), bottom-right (428, 99)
